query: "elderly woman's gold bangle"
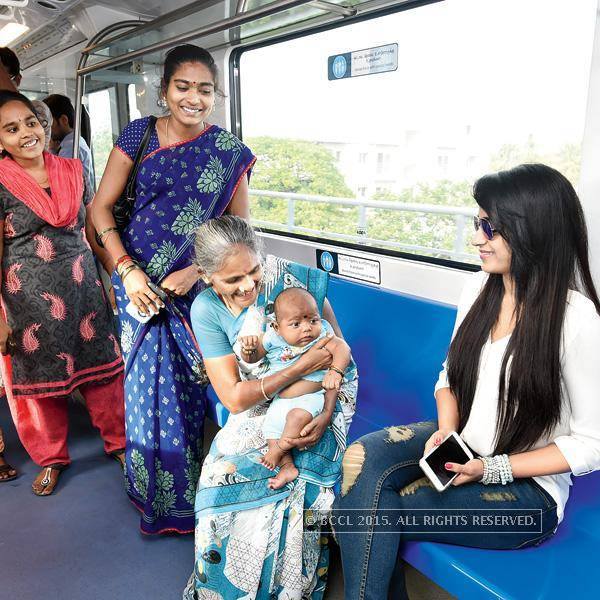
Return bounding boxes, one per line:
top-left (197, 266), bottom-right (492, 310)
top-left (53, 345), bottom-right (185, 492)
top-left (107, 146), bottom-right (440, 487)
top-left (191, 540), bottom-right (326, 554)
top-left (329, 365), bottom-right (345, 377)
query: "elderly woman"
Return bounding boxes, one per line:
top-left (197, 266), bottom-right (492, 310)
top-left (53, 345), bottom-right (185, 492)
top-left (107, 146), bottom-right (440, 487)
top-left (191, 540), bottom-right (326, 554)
top-left (184, 215), bottom-right (357, 599)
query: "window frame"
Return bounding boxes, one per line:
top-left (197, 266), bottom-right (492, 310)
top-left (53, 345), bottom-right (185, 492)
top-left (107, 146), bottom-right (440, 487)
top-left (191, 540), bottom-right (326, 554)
top-left (228, 0), bottom-right (512, 272)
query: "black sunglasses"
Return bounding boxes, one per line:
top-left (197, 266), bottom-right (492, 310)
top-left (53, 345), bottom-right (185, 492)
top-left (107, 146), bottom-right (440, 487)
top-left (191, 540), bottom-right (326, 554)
top-left (473, 216), bottom-right (499, 240)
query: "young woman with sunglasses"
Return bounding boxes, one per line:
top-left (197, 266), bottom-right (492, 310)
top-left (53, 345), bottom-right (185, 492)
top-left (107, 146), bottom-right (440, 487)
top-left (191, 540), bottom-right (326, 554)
top-left (333, 163), bottom-right (600, 600)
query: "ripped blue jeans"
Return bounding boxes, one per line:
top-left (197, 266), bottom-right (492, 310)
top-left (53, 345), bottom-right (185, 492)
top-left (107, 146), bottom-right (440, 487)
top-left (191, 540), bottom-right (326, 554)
top-left (332, 421), bottom-right (558, 600)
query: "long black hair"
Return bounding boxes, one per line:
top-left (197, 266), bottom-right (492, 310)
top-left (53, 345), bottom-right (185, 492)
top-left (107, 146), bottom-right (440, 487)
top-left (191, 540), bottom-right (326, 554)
top-left (447, 164), bottom-right (600, 454)
top-left (0, 89), bottom-right (37, 116)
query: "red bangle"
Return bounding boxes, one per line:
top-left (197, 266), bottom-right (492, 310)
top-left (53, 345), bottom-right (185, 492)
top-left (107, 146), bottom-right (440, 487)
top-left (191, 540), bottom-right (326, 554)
top-left (115, 255), bottom-right (132, 269)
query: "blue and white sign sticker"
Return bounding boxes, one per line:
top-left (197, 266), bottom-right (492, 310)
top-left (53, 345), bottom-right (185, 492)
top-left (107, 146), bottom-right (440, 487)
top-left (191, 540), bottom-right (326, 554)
top-left (320, 251), bottom-right (335, 272)
top-left (317, 249), bottom-right (381, 285)
top-left (328, 43), bottom-right (398, 81)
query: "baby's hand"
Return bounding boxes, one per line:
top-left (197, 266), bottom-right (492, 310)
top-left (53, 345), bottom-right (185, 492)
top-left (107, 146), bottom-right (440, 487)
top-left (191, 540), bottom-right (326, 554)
top-left (322, 369), bottom-right (343, 391)
top-left (240, 335), bottom-right (259, 359)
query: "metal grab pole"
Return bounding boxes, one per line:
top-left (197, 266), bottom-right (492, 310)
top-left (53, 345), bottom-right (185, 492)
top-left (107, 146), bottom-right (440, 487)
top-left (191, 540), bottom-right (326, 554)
top-left (73, 20), bottom-right (144, 160)
top-left (73, 74), bottom-right (83, 160)
top-left (453, 214), bottom-right (466, 260)
top-left (309, 1), bottom-right (356, 17)
top-left (82, 1), bottom-right (210, 55)
top-left (287, 198), bottom-right (296, 231)
top-left (77, 0), bottom-right (314, 77)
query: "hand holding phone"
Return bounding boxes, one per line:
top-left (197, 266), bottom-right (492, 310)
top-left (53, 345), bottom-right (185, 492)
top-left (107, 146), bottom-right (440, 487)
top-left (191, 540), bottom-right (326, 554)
top-left (125, 281), bottom-right (169, 323)
top-left (419, 431), bottom-right (474, 491)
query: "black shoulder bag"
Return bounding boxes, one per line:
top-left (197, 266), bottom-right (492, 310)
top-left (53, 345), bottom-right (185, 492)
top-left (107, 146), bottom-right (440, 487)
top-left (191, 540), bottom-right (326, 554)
top-left (112, 115), bottom-right (157, 233)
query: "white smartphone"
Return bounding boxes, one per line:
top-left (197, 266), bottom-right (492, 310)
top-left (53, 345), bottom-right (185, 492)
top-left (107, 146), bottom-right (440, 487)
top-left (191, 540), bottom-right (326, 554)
top-left (125, 301), bottom-right (155, 323)
top-left (124, 282), bottom-right (167, 323)
top-left (419, 431), bottom-right (474, 492)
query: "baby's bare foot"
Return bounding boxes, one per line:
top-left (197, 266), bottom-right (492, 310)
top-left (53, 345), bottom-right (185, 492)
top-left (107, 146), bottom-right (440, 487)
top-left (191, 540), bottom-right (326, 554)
top-left (261, 444), bottom-right (285, 470)
top-left (268, 461), bottom-right (299, 490)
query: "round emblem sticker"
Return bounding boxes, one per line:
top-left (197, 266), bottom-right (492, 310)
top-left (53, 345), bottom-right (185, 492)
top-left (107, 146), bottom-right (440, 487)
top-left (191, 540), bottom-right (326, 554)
top-left (332, 55), bottom-right (347, 79)
top-left (320, 251), bottom-right (334, 272)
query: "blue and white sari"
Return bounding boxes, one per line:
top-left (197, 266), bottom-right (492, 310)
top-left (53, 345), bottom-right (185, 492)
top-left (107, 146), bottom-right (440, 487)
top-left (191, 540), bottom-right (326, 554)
top-left (112, 119), bottom-right (255, 534)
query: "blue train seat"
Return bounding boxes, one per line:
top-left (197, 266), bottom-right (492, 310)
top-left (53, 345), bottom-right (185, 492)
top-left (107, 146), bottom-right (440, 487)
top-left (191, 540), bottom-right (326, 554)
top-left (330, 276), bottom-right (600, 599)
top-left (205, 271), bottom-right (600, 598)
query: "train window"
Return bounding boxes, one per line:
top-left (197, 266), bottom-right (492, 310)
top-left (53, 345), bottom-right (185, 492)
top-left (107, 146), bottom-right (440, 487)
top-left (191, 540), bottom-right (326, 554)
top-left (237, 0), bottom-right (597, 265)
top-left (87, 87), bottom-right (119, 186)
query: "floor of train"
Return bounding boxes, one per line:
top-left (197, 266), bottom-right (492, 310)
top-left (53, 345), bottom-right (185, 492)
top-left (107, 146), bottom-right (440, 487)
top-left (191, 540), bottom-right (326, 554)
top-left (0, 400), bottom-right (451, 600)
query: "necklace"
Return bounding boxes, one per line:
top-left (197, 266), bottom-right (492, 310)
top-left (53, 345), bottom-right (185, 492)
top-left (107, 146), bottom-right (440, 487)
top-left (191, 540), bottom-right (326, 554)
top-left (165, 115), bottom-right (205, 146)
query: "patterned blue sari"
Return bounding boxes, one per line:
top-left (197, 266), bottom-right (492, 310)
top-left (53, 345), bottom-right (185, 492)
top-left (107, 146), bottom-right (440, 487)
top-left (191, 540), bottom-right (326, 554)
top-left (185, 256), bottom-right (358, 598)
top-left (112, 121), bottom-right (255, 534)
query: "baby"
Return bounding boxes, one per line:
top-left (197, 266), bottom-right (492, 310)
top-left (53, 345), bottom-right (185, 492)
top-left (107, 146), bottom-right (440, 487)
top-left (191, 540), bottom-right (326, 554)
top-left (240, 287), bottom-right (355, 490)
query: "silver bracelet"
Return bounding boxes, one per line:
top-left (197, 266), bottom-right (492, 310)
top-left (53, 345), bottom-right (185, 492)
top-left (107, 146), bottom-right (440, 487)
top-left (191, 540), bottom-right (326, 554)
top-left (481, 456), bottom-right (498, 485)
top-left (498, 453), bottom-right (514, 484)
top-left (480, 454), bottom-right (513, 485)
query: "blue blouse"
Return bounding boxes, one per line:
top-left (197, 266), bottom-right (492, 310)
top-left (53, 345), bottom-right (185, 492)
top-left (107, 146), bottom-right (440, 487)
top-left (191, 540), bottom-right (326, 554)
top-left (191, 288), bottom-right (266, 359)
top-left (115, 116), bottom-right (161, 160)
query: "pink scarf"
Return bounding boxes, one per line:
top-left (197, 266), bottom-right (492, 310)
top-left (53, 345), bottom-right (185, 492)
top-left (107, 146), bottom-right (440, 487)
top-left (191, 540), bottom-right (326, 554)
top-left (0, 152), bottom-right (83, 227)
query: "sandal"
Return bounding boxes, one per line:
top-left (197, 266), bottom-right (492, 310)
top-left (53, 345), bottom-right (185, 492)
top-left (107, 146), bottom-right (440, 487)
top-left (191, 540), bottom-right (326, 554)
top-left (32, 464), bottom-right (66, 496)
top-left (0, 453), bottom-right (17, 482)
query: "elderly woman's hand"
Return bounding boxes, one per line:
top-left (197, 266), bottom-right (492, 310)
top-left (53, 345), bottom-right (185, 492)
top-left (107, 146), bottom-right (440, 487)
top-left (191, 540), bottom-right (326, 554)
top-left (160, 265), bottom-right (200, 296)
top-left (295, 335), bottom-right (334, 376)
top-left (285, 411), bottom-right (332, 450)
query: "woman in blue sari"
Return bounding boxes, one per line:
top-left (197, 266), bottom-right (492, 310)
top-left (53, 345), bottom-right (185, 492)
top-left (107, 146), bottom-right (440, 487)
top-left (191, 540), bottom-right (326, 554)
top-left (184, 216), bottom-right (357, 599)
top-left (92, 45), bottom-right (255, 534)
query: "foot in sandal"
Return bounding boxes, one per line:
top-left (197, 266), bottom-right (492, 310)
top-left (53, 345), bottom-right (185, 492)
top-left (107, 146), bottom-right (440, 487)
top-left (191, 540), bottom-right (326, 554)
top-left (0, 429), bottom-right (17, 482)
top-left (0, 452), bottom-right (17, 482)
top-left (32, 465), bottom-right (65, 496)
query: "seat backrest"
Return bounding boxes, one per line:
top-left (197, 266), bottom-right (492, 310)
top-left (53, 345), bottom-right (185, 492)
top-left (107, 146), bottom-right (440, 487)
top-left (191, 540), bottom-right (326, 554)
top-left (327, 277), bottom-right (457, 440)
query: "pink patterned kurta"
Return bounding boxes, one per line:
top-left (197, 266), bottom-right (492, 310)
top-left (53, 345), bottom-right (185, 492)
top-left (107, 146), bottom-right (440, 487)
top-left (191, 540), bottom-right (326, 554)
top-left (0, 185), bottom-right (122, 399)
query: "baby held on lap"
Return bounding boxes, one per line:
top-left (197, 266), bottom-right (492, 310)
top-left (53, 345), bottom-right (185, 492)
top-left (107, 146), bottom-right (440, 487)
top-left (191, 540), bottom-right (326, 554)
top-left (239, 287), bottom-right (352, 490)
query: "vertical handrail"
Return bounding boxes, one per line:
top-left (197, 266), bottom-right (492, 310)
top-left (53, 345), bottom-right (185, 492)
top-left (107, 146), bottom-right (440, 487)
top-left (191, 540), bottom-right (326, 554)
top-left (357, 204), bottom-right (368, 238)
top-left (73, 20), bottom-right (145, 160)
top-left (287, 197), bottom-right (296, 231)
top-left (454, 214), bottom-right (466, 257)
